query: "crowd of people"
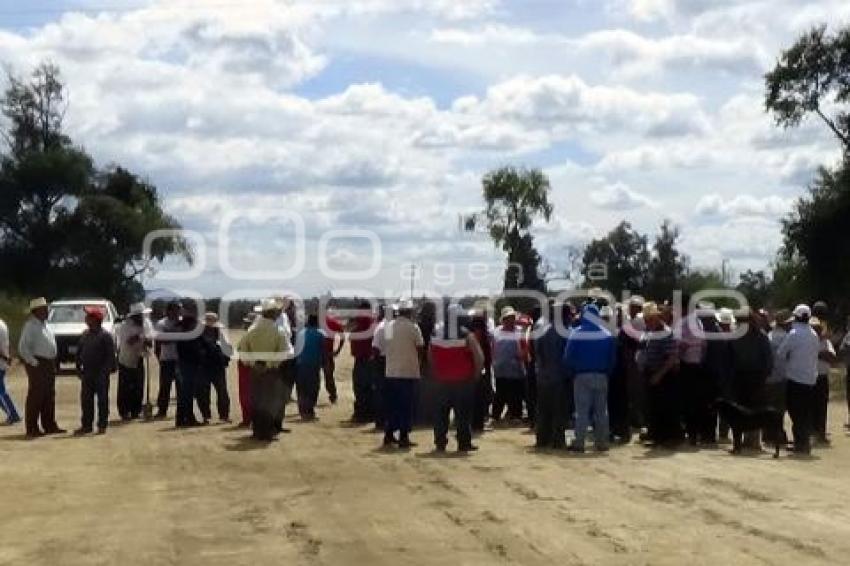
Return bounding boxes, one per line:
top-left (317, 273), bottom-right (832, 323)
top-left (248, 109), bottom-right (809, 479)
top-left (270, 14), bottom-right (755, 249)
top-left (1, 293), bottom-right (849, 458)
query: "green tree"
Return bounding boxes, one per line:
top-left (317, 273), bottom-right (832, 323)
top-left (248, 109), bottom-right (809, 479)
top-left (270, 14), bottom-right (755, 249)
top-left (765, 24), bottom-right (850, 153)
top-left (645, 220), bottom-right (688, 301)
top-left (736, 269), bottom-right (771, 309)
top-left (468, 166), bottom-right (553, 292)
top-left (0, 63), bottom-right (190, 308)
top-left (581, 221), bottom-right (650, 297)
top-left (766, 24), bottom-right (850, 318)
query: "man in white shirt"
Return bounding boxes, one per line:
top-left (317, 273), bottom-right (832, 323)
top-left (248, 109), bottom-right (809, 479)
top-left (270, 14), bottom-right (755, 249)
top-left (117, 303), bottom-right (151, 420)
top-left (18, 297), bottom-right (64, 437)
top-left (382, 300), bottom-right (424, 449)
top-left (0, 317), bottom-right (21, 424)
top-left (777, 304), bottom-right (820, 455)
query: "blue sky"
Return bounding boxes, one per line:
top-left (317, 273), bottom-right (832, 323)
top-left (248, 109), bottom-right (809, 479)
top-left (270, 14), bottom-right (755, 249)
top-left (0, 0), bottom-right (847, 298)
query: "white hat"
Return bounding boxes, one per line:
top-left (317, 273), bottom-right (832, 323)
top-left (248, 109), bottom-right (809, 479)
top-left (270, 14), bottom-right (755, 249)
top-left (599, 305), bottom-right (614, 319)
top-left (500, 306), bottom-right (517, 320)
top-left (261, 297), bottom-right (280, 312)
top-left (716, 308), bottom-right (735, 326)
top-left (204, 312), bottom-right (220, 326)
top-left (128, 302), bottom-right (152, 316)
top-left (28, 297), bottom-right (49, 311)
top-left (793, 304), bottom-right (811, 319)
top-left (628, 295), bottom-right (645, 307)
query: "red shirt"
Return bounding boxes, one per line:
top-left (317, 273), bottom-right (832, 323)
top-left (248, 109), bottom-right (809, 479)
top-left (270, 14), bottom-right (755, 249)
top-left (349, 315), bottom-right (375, 359)
top-left (324, 316), bottom-right (344, 353)
top-left (430, 337), bottom-right (475, 383)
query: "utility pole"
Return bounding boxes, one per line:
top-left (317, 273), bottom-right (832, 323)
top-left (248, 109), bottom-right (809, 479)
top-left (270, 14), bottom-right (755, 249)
top-left (409, 263), bottom-right (417, 299)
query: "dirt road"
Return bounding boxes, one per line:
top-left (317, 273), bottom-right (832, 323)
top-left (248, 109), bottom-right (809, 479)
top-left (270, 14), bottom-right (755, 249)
top-left (2, 350), bottom-right (850, 566)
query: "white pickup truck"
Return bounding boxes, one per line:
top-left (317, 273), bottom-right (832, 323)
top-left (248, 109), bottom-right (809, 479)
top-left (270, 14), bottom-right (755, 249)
top-left (47, 299), bottom-right (120, 366)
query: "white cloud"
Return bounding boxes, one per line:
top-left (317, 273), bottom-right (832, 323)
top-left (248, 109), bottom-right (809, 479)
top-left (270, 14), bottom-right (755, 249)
top-left (454, 74), bottom-right (710, 139)
top-left (591, 182), bottom-right (659, 210)
top-left (695, 194), bottom-right (794, 219)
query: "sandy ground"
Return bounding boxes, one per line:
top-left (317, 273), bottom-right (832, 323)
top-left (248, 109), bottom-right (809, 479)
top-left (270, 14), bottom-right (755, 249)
top-left (2, 339), bottom-right (850, 566)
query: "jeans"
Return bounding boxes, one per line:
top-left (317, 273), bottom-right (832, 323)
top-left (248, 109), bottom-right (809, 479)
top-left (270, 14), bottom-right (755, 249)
top-left (787, 380), bottom-right (814, 452)
top-left (372, 356), bottom-right (387, 429)
top-left (492, 377), bottom-right (524, 420)
top-left (573, 373), bottom-right (609, 449)
top-left (296, 363), bottom-right (321, 418)
top-left (536, 379), bottom-right (567, 448)
top-left (81, 373), bottom-right (109, 430)
top-left (322, 357), bottom-right (338, 403)
top-left (117, 364), bottom-right (144, 418)
top-left (472, 370), bottom-right (493, 431)
top-left (813, 374), bottom-right (829, 439)
top-left (176, 360), bottom-right (199, 426)
top-left (0, 368), bottom-right (20, 421)
top-left (384, 378), bottom-right (416, 437)
top-left (156, 360), bottom-right (179, 416)
top-left (198, 364), bottom-right (230, 421)
top-left (352, 357), bottom-right (374, 421)
top-left (682, 362), bottom-right (717, 444)
top-left (433, 380), bottom-right (475, 449)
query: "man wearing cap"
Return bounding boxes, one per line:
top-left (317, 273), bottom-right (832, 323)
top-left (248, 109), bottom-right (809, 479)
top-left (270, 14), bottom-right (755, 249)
top-left (239, 299), bottom-right (289, 441)
top-left (382, 300), bottom-right (425, 449)
top-left (117, 303), bottom-right (151, 420)
top-left (777, 305), bottom-right (820, 455)
top-left (18, 297), bottom-right (64, 437)
top-left (0, 316), bottom-right (21, 425)
top-left (75, 306), bottom-right (116, 434)
top-left (492, 306), bottom-right (527, 423)
top-left (153, 301), bottom-right (181, 419)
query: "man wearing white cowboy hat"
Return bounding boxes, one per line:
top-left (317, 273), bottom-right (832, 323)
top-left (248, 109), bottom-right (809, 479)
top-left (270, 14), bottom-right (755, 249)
top-left (18, 297), bottom-right (64, 437)
top-left (491, 305), bottom-right (528, 424)
top-left (116, 302), bottom-right (152, 420)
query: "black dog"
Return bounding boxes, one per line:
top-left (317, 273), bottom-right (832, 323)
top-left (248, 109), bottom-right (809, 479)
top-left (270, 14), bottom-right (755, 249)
top-left (716, 399), bottom-right (782, 458)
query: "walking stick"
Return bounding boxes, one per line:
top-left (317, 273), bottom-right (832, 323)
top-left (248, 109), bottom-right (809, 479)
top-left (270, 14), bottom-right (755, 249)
top-left (142, 351), bottom-right (154, 420)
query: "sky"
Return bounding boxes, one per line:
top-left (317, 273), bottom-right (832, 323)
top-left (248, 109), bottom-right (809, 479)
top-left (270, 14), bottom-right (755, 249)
top-left (0, 0), bottom-right (847, 299)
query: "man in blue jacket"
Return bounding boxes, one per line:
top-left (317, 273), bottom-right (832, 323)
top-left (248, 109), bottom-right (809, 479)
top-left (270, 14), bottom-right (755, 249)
top-left (564, 304), bottom-right (617, 453)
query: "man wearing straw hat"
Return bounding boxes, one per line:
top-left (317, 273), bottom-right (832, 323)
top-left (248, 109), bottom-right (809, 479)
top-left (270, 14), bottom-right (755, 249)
top-left (18, 297), bottom-right (64, 437)
top-left (239, 298), bottom-right (288, 441)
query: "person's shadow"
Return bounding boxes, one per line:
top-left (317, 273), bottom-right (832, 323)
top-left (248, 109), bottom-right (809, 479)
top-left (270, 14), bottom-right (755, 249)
top-left (224, 435), bottom-right (277, 452)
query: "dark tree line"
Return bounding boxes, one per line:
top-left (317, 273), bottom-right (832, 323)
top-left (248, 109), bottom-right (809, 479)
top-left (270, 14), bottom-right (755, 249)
top-left (0, 63), bottom-right (190, 309)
